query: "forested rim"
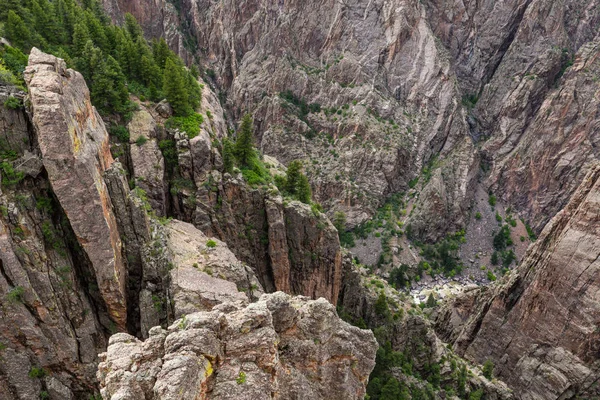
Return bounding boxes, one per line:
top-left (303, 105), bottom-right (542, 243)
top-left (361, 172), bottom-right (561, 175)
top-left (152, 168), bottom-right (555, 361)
top-left (0, 0), bottom-right (200, 124)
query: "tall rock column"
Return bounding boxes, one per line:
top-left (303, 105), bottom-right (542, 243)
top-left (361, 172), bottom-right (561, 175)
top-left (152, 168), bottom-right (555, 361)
top-left (24, 48), bottom-right (128, 329)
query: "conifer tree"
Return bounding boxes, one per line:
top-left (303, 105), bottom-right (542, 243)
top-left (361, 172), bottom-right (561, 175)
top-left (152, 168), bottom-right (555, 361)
top-left (163, 57), bottom-right (191, 116)
top-left (124, 13), bottom-right (143, 40)
top-left (152, 37), bottom-right (170, 69)
top-left (185, 71), bottom-right (201, 111)
top-left (72, 22), bottom-right (91, 57)
top-left (91, 55), bottom-right (129, 114)
top-left (296, 174), bottom-right (312, 203)
top-left (284, 160), bottom-right (302, 196)
top-left (234, 114), bottom-right (255, 167)
top-left (5, 11), bottom-right (33, 50)
top-left (31, 0), bottom-right (61, 45)
top-left (0, 0), bottom-right (22, 19)
top-left (222, 138), bottom-right (234, 174)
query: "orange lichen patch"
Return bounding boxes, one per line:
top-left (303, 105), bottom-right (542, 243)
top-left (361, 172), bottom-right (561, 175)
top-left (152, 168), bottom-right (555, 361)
top-left (68, 124), bottom-right (82, 154)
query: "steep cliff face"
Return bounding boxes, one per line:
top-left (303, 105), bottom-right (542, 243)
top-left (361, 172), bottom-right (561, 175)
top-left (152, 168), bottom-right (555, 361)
top-left (104, 0), bottom-right (600, 244)
top-left (484, 35), bottom-right (600, 232)
top-left (101, 0), bottom-right (475, 240)
top-left (194, 177), bottom-right (342, 303)
top-left (0, 89), bottom-right (107, 398)
top-left (435, 165), bottom-right (600, 399)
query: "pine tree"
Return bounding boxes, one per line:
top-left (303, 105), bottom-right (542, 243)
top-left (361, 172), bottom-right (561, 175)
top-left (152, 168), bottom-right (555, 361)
top-left (72, 22), bottom-right (91, 57)
top-left (332, 211), bottom-right (346, 233)
top-left (234, 114), bottom-right (255, 167)
top-left (222, 138), bottom-right (235, 174)
top-left (296, 174), bottom-right (311, 203)
top-left (285, 160), bottom-right (302, 196)
top-left (163, 58), bottom-right (191, 116)
top-left (426, 293), bottom-right (436, 308)
top-left (84, 10), bottom-right (108, 51)
top-left (152, 37), bottom-right (170, 69)
top-left (5, 11), bottom-right (33, 50)
top-left (31, 0), bottom-right (61, 45)
top-left (91, 55), bottom-right (129, 114)
top-left (0, 0), bottom-right (22, 19)
top-left (124, 13), bottom-right (143, 40)
top-left (185, 71), bottom-right (201, 111)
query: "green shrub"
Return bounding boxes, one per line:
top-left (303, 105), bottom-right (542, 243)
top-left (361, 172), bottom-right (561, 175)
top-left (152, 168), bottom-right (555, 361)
top-left (109, 125), bottom-right (130, 143)
top-left (487, 271), bottom-right (496, 281)
top-left (469, 389), bottom-right (484, 400)
top-left (6, 286), bottom-right (24, 303)
top-left (482, 359), bottom-right (494, 380)
top-left (495, 212), bottom-right (502, 222)
top-left (166, 113), bottom-right (204, 139)
top-left (3, 96), bottom-right (22, 109)
top-left (135, 135), bottom-right (148, 146)
top-left (28, 366), bottom-right (46, 379)
top-left (488, 194), bottom-right (497, 207)
top-left (236, 371), bottom-right (246, 384)
top-left (0, 161), bottom-right (25, 187)
top-left (40, 391), bottom-right (50, 399)
top-left (158, 139), bottom-right (178, 176)
top-left (206, 239), bottom-right (217, 248)
top-left (475, 212), bottom-right (482, 220)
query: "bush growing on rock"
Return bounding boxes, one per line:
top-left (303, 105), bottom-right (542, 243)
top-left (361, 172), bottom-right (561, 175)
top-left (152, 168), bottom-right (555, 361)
top-left (6, 286), bottom-right (24, 303)
top-left (3, 96), bottom-right (21, 109)
top-left (482, 359), bottom-right (494, 380)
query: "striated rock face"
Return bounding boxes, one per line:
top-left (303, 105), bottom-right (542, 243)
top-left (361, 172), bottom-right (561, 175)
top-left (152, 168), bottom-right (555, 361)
top-left (100, 0), bottom-right (474, 239)
top-left (100, 0), bottom-right (600, 245)
top-left (484, 35), bottom-right (600, 232)
top-left (24, 48), bottom-right (128, 329)
top-left (436, 165), bottom-right (600, 399)
top-left (98, 291), bottom-right (378, 400)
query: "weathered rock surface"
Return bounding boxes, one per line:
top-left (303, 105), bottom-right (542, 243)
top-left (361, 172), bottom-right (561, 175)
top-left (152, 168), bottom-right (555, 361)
top-left (102, 0), bottom-right (600, 244)
top-left (98, 291), bottom-right (378, 400)
top-left (436, 164), bottom-right (600, 399)
top-left (0, 99), bottom-right (107, 398)
top-left (165, 219), bottom-right (263, 318)
top-left (25, 48), bottom-right (128, 329)
top-left (128, 108), bottom-right (167, 216)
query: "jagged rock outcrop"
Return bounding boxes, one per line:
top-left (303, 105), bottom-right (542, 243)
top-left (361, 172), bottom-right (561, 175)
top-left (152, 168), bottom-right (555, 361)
top-left (98, 291), bottom-right (378, 400)
top-left (24, 48), bottom-right (128, 329)
top-left (0, 90), bottom-right (107, 399)
top-left (435, 165), bottom-right (600, 399)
